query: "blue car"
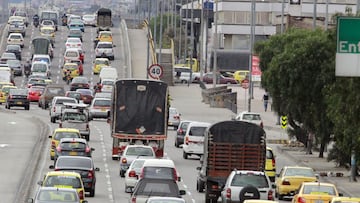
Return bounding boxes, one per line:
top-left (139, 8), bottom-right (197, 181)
top-left (68, 21), bottom-right (85, 32)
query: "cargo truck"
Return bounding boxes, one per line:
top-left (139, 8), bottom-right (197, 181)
top-left (109, 79), bottom-right (168, 160)
top-left (97, 8), bottom-right (112, 33)
top-left (196, 120), bottom-right (266, 203)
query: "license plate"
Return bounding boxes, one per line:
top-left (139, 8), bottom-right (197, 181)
top-left (69, 152), bottom-right (77, 156)
top-left (101, 108), bottom-right (106, 112)
top-left (78, 85), bottom-right (83, 87)
top-left (16, 102), bottom-right (22, 105)
top-left (315, 200), bottom-right (323, 203)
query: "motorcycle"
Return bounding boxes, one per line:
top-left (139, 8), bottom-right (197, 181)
top-left (62, 17), bottom-right (67, 26)
top-left (24, 69), bottom-right (31, 78)
top-left (33, 20), bottom-right (39, 28)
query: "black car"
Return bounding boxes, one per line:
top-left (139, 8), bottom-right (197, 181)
top-left (49, 156), bottom-right (99, 197)
top-left (5, 88), bottom-right (30, 110)
top-left (70, 76), bottom-right (90, 91)
top-left (5, 45), bottom-right (21, 60)
top-left (130, 178), bottom-right (186, 201)
top-left (7, 59), bottom-right (22, 76)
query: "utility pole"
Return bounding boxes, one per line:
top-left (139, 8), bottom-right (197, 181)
top-left (154, 0), bottom-right (158, 51)
top-left (184, 0), bottom-right (189, 61)
top-left (281, 0), bottom-right (285, 34)
top-left (248, 0), bottom-right (255, 112)
top-left (199, 0), bottom-right (204, 80)
top-left (159, 0), bottom-right (164, 64)
top-left (212, 0), bottom-right (218, 87)
top-left (325, 0), bottom-right (329, 30)
top-left (313, 0), bottom-right (317, 30)
top-left (189, 0), bottom-right (194, 87)
top-left (146, 0), bottom-right (151, 78)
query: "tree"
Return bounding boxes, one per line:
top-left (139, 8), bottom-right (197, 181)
top-left (254, 28), bottom-right (336, 157)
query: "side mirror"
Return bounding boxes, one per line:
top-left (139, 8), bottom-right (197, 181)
top-left (113, 44), bottom-right (116, 47)
top-left (107, 118), bottom-right (111, 124)
top-left (49, 165), bottom-right (54, 169)
top-left (27, 198), bottom-right (34, 203)
top-left (95, 167), bottom-right (100, 171)
top-left (276, 174), bottom-right (280, 177)
top-left (179, 190), bottom-right (186, 196)
top-left (91, 148), bottom-right (95, 151)
top-left (339, 193), bottom-right (343, 196)
top-left (48, 135), bottom-right (52, 138)
top-left (272, 183), bottom-right (276, 189)
top-left (177, 176), bottom-right (181, 181)
top-left (37, 180), bottom-right (43, 185)
top-left (196, 166), bottom-right (201, 170)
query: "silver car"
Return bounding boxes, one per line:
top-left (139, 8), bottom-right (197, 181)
top-left (168, 107), bottom-right (181, 130)
top-left (28, 187), bottom-right (86, 203)
top-left (95, 41), bottom-right (115, 60)
top-left (89, 97), bottom-right (111, 119)
top-left (119, 145), bottom-right (156, 177)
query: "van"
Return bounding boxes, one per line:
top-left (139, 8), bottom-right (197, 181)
top-left (140, 158), bottom-right (181, 182)
top-left (182, 121), bottom-right (211, 159)
top-left (99, 67), bottom-right (117, 82)
top-left (173, 66), bottom-right (193, 84)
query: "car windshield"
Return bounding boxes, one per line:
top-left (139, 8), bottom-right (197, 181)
top-left (32, 64), bottom-right (47, 72)
top-left (285, 168), bottom-right (315, 177)
top-left (55, 99), bottom-right (76, 105)
top-left (33, 57), bottom-right (50, 64)
top-left (188, 126), bottom-right (207, 136)
top-left (30, 86), bottom-right (44, 92)
top-left (29, 78), bottom-right (46, 84)
top-left (44, 176), bottom-right (82, 188)
top-left (54, 132), bottom-right (80, 140)
top-left (67, 38), bottom-right (80, 43)
top-left (95, 60), bottom-right (109, 65)
top-left (6, 45), bottom-right (20, 51)
top-left (143, 167), bottom-right (175, 180)
top-left (135, 181), bottom-right (179, 197)
top-left (66, 51), bottom-right (78, 57)
top-left (6, 60), bottom-right (20, 66)
top-left (125, 147), bottom-right (154, 156)
top-left (2, 86), bottom-right (16, 93)
top-left (10, 89), bottom-right (27, 95)
top-left (93, 99), bottom-right (110, 107)
top-left (76, 89), bottom-right (92, 96)
top-left (302, 185), bottom-right (335, 195)
top-left (102, 80), bottom-right (114, 85)
top-left (72, 77), bottom-right (87, 83)
top-left (62, 112), bottom-right (87, 122)
top-left (47, 88), bottom-right (64, 95)
top-left (9, 35), bottom-right (22, 39)
top-left (230, 173), bottom-right (269, 188)
top-left (56, 157), bottom-right (91, 168)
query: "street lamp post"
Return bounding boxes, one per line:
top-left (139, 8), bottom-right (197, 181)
top-left (248, 0), bottom-right (255, 112)
top-left (212, 0), bottom-right (218, 87)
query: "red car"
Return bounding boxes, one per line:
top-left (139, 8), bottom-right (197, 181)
top-left (76, 88), bottom-right (94, 104)
top-left (28, 85), bottom-right (45, 102)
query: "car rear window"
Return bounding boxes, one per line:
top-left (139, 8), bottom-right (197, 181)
top-left (66, 51), bottom-right (79, 57)
top-left (143, 167), bottom-right (176, 180)
top-left (97, 43), bottom-right (112, 49)
top-left (243, 114), bottom-right (261, 120)
top-left (47, 88), bottom-right (65, 95)
top-left (302, 185), bottom-right (335, 195)
top-left (188, 126), bottom-right (207, 137)
top-left (54, 132), bottom-right (80, 140)
top-left (230, 173), bottom-right (269, 188)
top-left (94, 99), bottom-right (110, 107)
top-left (44, 175), bottom-right (82, 188)
top-left (56, 157), bottom-right (92, 168)
top-left (284, 168), bottom-right (315, 177)
top-left (60, 141), bottom-right (86, 150)
top-left (266, 149), bottom-right (274, 159)
top-left (135, 181), bottom-right (179, 196)
top-left (55, 99), bottom-right (76, 104)
top-left (125, 147), bottom-right (154, 156)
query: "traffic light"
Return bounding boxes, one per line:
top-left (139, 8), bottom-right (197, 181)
top-left (290, 0), bottom-right (301, 5)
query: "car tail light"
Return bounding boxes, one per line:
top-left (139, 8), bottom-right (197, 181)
top-left (226, 188), bottom-right (231, 199)
top-left (85, 147), bottom-right (91, 153)
top-left (53, 106), bottom-right (56, 112)
top-left (129, 170), bottom-right (136, 177)
top-left (59, 123), bottom-right (62, 128)
top-left (51, 141), bottom-right (56, 148)
top-left (178, 128), bottom-right (183, 135)
top-left (121, 157), bottom-right (127, 163)
top-left (211, 184), bottom-right (219, 190)
top-left (297, 197), bottom-right (306, 203)
top-left (56, 146), bottom-right (61, 152)
top-left (131, 197), bottom-right (136, 203)
top-left (88, 170), bottom-right (94, 178)
top-left (282, 179), bottom-right (290, 185)
top-left (267, 190), bottom-right (274, 200)
top-left (86, 124), bottom-right (89, 131)
top-left (272, 158), bottom-right (275, 167)
top-left (173, 168), bottom-right (178, 181)
top-left (8, 95), bottom-right (13, 99)
top-left (78, 190), bottom-right (84, 200)
top-left (260, 122), bottom-right (264, 128)
top-left (77, 43), bottom-right (81, 46)
top-left (185, 136), bottom-right (189, 145)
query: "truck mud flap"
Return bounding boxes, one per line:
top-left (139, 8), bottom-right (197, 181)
top-left (205, 180), bottom-right (221, 203)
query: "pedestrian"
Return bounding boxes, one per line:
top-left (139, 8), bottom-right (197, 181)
top-left (263, 91), bottom-right (269, 112)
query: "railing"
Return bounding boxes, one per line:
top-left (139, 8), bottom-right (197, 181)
top-left (120, 19), bottom-right (132, 78)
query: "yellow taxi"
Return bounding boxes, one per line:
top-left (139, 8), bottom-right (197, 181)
top-left (0, 85), bottom-right (17, 104)
top-left (38, 171), bottom-right (86, 203)
top-left (62, 62), bottom-right (80, 79)
top-left (233, 70), bottom-right (249, 83)
top-left (40, 26), bottom-right (55, 42)
top-left (92, 58), bottom-right (110, 74)
top-left (276, 166), bottom-right (318, 200)
top-left (265, 147), bottom-right (276, 182)
top-left (49, 128), bottom-right (81, 160)
top-left (97, 31), bottom-right (113, 42)
top-left (292, 182), bottom-right (341, 203)
top-left (331, 197), bottom-right (360, 203)
top-left (0, 82), bottom-right (14, 89)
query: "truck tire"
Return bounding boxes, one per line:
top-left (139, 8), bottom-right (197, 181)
top-left (239, 185), bottom-right (260, 203)
top-left (50, 117), bottom-right (55, 123)
top-left (197, 179), bottom-right (204, 192)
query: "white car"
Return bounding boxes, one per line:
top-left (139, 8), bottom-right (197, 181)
top-left (65, 37), bottom-right (82, 50)
top-left (168, 107), bottom-right (181, 129)
top-left (95, 41), bottom-right (115, 60)
top-left (220, 170), bottom-right (274, 202)
top-left (40, 19), bottom-right (55, 30)
top-left (64, 48), bottom-right (80, 63)
top-left (182, 121), bottom-right (211, 159)
top-left (234, 111), bottom-right (263, 128)
top-left (31, 61), bottom-right (50, 78)
top-left (89, 97), bottom-right (111, 119)
top-left (124, 158), bottom-right (149, 193)
top-left (82, 14), bottom-right (96, 26)
top-left (32, 54), bottom-right (52, 69)
top-left (7, 33), bottom-right (24, 48)
top-left (49, 96), bottom-right (78, 123)
top-left (100, 78), bottom-right (114, 93)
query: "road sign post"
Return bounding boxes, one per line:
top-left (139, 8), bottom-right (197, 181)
top-left (281, 116), bottom-right (287, 129)
top-left (148, 64), bottom-right (164, 79)
top-left (336, 17), bottom-right (360, 76)
top-left (241, 79), bottom-right (249, 110)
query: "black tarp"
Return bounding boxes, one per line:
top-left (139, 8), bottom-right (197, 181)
top-left (32, 37), bottom-right (50, 55)
top-left (207, 120), bottom-right (266, 144)
top-left (97, 8), bottom-right (111, 16)
top-left (113, 79), bottom-right (168, 135)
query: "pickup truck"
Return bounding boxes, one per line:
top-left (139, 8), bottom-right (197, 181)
top-left (59, 103), bottom-right (91, 141)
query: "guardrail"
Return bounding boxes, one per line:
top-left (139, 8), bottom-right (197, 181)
top-left (120, 19), bottom-right (132, 78)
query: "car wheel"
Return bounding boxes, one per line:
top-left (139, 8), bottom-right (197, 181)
top-left (120, 170), bottom-right (125, 177)
top-left (85, 135), bottom-right (90, 141)
top-left (38, 102), bottom-right (41, 107)
top-left (173, 126), bottom-right (177, 130)
top-left (183, 151), bottom-right (188, 159)
top-left (50, 155), bottom-right (54, 160)
top-left (89, 187), bottom-right (95, 197)
top-left (50, 117), bottom-right (55, 123)
top-left (25, 105), bottom-right (30, 110)
top-left (175, 140), bottom-right (179, 148)
top-left (239, 185), bottom-right (260, 202)
top-left (197, 179), bottom-right (204, 192)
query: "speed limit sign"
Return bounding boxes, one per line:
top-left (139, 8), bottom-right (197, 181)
top-left (148, 64), bottom-right (164, 79)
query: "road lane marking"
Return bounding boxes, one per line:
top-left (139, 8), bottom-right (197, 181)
top-left (0, 144), bottom-right (9, 147)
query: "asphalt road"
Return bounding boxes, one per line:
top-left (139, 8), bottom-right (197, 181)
top-left (0, 19), bottom-right (335, 203)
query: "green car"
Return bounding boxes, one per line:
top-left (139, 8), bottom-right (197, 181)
top-left (68, 28), bottom-right (83, 42)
